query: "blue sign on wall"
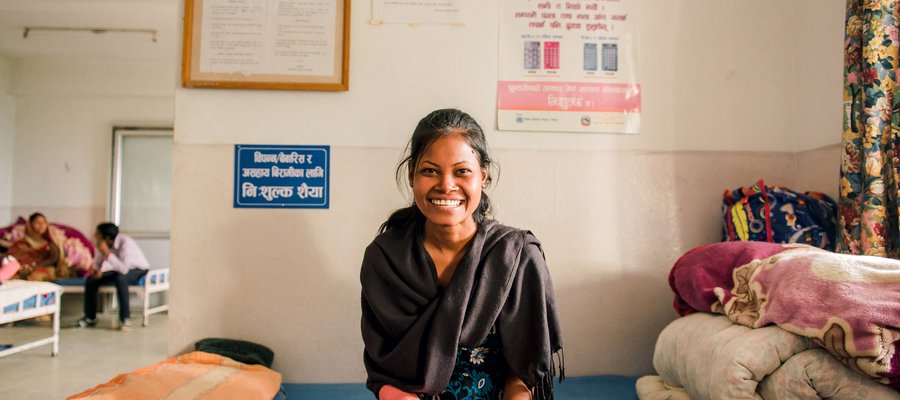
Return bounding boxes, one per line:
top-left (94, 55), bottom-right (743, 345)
top-left (234, 144), bottom-right (330, 209)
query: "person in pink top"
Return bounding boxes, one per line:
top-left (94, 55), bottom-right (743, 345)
top-left (75, 222), bottom-right (150, 331)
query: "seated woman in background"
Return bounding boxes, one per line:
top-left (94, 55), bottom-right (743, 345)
top-left (1, 212), bottom-right (66, 281)
top-left (360, 109), bottom-right (563, 400)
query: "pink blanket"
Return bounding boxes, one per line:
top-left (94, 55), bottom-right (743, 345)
top-left (669, 241), bottom-right (900, 389)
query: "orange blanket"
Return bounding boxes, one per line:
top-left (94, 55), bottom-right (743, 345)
top-left (67, 351), bottom-right (282, 400)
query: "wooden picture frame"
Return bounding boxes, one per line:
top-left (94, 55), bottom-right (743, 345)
top-left (182, 0), bottom-right (350, 91)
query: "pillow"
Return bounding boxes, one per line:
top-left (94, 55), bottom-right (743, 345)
top-left (195, 338), bottom-right (275, 368)
top-left (0, 255), bottom-right (20, 282)
top-left (0, 216), bottom-right (27, 243)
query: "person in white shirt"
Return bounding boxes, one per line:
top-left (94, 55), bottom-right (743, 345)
top-left (75, 222), bottom-right (150, 331)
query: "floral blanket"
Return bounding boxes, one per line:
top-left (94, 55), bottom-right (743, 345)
top-left (669, 241), bottom-right (900, 389)
top-left (0, 217), bottom-right (94, 279)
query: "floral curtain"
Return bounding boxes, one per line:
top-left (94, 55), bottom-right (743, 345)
top-left (840, 0), bottom-right (900, 257)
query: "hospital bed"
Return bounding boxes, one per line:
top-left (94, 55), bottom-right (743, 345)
top-left (0, 279), bottom-right (62, 357)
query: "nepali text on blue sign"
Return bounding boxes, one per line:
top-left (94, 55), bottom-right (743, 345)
top-left (234, 145), bottom-right (330, 208)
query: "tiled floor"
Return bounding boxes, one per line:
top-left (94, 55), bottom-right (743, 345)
top-left (0, 313), bottom-right (168, 399)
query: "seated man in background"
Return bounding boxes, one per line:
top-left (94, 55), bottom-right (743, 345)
top-left (75, 222), bottom-right (149, 331)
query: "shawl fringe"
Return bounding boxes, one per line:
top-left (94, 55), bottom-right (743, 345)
top-left (533, 348), bottom-right (565, 400)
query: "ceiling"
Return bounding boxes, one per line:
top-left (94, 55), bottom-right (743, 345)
top-left (0, 0), bottom-right (178, 62)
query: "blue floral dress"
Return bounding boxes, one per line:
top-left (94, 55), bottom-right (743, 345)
top-left (435, 328), bottom-right (505, 400)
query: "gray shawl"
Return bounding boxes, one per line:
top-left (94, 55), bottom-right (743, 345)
top-left (360, 219), bottom-right (563, 399)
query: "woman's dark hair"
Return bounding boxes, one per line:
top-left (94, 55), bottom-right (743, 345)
top-left (96, 222), bottom-right (119, 241)
top-left (28, 212), bottom-right (45, 223)
top-left (379, 108), bottom-right (497, 233)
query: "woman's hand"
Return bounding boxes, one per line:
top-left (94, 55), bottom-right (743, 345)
top-left (378, 385), bottom-right (419, 400)
top-left (18, 263), bottom-right (34, 278)
top-left (502, 374), bottom-right (532, 400)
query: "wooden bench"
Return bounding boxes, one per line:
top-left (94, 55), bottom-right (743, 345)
top-left (57, 268), bottom-right (170, 326)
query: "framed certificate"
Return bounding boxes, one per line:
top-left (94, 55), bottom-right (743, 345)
top-left (182, 0), bottom-right (350, 91)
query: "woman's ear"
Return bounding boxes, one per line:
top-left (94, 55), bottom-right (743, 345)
top-left (481, 168), bottom-right (489, 188)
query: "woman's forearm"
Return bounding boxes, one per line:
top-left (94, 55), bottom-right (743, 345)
top-left (502, 374), bottom-right (532, 400)
top-left (378, 384), bottom-right (419, 400)
top-left (36, 244), bottom-right (60, 268)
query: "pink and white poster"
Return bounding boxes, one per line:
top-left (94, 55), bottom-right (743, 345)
top-left (498, 0), bottom-right (640, 133)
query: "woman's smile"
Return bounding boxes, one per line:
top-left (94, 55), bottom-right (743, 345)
top-left (430, 198), bottom-right (463, 207)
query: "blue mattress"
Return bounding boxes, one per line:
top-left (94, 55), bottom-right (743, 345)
top-left (282, 375), bottom-right (637, 400)
top-left (55, 273), bottom-right (161, 287)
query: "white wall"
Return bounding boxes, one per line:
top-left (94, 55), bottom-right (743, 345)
top-left (170, 0), bottom-right (845, 382)
top-left (170, 0), bottom-right (845, 196)
top-left (176, 1), bottom-right (843, 153)
top-left (9, 58), bottom-right (174, 235)
top-left (796, 143), bottom-right (841, 199)
top-left (0, 56), bottom-right (10, 97)
top-left (0, 56), bottom-right (14, 225)
top-left (790, 3), bottom-right (845, 150)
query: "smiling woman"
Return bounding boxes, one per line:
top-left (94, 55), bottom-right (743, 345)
top-left (360, 109), bottom-right (564, 400)
top-left (413, 133), bottom-right (487, 233)
top-left (379, 109), bottom-right (496, 234)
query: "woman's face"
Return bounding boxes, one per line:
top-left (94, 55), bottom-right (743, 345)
top-left (412, 134), bottom-right (487, 233)
top-left (29, 216), bottom-right (48, 235)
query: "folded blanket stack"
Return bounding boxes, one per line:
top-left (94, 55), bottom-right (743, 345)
top-left (669, 241), bottom-right (900, 389)
top-left (636, 313), bottom-right (900, 400)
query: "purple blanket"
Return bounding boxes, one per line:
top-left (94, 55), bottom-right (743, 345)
top-left (669, 241), bottom-right (900, 389)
